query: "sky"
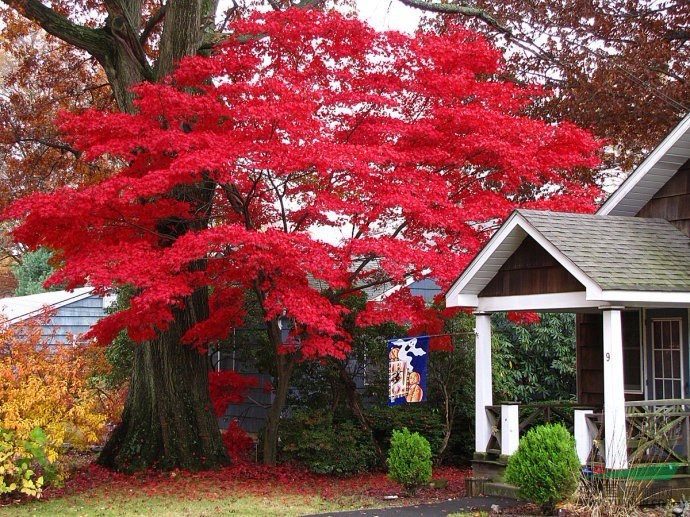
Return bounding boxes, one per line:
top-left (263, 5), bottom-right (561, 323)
top-left (355, 0), bottom-right (422, 33)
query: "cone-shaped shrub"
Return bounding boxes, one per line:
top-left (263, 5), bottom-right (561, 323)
top-left (387, 427), bottom-right (432, 494)
top-left (505, 422), bottom-right (581, 511)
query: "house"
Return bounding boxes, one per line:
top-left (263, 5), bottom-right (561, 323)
top-left (0, 287), bottom-right (110, 344)
top-left (446, 114), bottom-right (690, 487)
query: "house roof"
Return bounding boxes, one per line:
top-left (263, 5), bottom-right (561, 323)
top-left (517, 210), bottom-right (690, 292)
top-left (446, 210), bottom-right (690, 309)
top-left (0, 287), bottom-right (96, 324)
top-left (598, 113), bottom-right (690, 216)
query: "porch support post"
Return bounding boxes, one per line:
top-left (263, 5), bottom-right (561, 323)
top-left (602, 307), bottom-right (628, 470)
top-left (574, 409), bottom-right (594, 465)
top-left (475, 312), bottom-right (493, 454)
top-left (501, 404), bottom-right (520, 456)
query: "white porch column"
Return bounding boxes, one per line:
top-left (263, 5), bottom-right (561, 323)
top-left (475, 312), bottom-right (493, 454)
top-left (501, 404), bottom-right (520, 456)
top-left (574, 409), bottom-right (594, 465)
top-left (602, 308), bottom-right (628, 469)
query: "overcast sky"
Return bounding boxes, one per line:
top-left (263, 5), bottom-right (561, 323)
top-left (355, 0), bottom-right (422, 33)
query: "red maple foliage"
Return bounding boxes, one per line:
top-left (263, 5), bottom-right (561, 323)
top-left (221, 421), bottom-right (256, 464)
top-left (5, 8), bottom-right (600, 356)
top-left (207, 370), bottom-right (258, 417)
top-left (3, 9), bottom-right (601, 465)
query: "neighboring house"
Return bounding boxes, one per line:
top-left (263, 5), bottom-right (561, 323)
top-left (446, 114), bottom-right (690, 492)
top-left (217, 276), bottom-right (441, 433)
top-left (0, 287), bottom-right (109, 344)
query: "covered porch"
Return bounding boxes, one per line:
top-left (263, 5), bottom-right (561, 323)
top-left (446, 209), bottom-right (690, 476)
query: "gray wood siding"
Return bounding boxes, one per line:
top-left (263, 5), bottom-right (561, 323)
top-left (637, 160), bottom-right (690, 236)
top-left (43, 295), bottom-right (106, 344)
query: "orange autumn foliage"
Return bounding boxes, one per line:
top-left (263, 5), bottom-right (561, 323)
top-left (0, 313), bottom-right (120, 459)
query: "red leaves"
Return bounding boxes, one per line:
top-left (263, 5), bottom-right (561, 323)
top-left (38, 460), bottom-right (472, 506)
top-left (221, 421), bottom-right (255, 464)
top-left (207, 371), bottom-right (258, 417)
top-left (506, 311), bottom-right (541, 326)
top-left (3, 8), bottom-right (602, 359)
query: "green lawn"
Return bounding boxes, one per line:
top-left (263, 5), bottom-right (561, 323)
top-left (5, 490), bottom-right (365, 516)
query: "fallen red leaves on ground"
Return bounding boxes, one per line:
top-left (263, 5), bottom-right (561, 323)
top-left (34, 460), bottom-right (471, 507)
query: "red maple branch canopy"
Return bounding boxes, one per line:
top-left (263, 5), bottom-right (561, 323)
top-left (5, 8), bottom-right (600, 359)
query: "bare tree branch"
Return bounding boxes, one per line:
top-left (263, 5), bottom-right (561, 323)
top-left (15, 137), bottom-right (82, 158)
top-left (396, 0), bottom-right (510, 34)
top-left (4, 0), bottom-right (110, 58)
top-left (140, 3), bottom-right (168, 46)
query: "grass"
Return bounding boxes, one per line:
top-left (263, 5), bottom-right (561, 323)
top-left (7, 490), bottom-right (357, 516)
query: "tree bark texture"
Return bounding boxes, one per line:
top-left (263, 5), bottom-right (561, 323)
top-left (262, 322), bottom-right (295, 465)
top-left (6, 0), bottom-right (228, 471)
top-left (98, 287), bottom-right (229, 472)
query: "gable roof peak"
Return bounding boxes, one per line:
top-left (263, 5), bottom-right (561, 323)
top-left (598, 113), bottom-right (690, 217)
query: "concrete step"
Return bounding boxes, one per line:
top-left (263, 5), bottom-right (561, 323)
top-left (482, 482), bottom-right (521, 499)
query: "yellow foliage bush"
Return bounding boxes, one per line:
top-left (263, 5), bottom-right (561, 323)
top-left (0, 312), bottom-right (121, 496)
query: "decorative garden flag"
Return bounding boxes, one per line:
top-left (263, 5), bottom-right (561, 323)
top-left (388, 335), bottom-right (429, 406)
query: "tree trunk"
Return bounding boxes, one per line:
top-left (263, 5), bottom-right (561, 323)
top-left (8, 0), bottom-right (223, 473)
top-left (98, 287), bottom-right (229, 471)
top-left (436, 382), bottom-right (453, 465)
top-left (262, 334), bottom-right (295, 465)
top-left (335, 360), bottom-right (386, 467)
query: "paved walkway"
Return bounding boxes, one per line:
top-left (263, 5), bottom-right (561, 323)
top-left (305, 495), bottom-right (522, 516)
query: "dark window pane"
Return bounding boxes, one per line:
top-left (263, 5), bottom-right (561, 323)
top-left (672, 321), bottom-right (681, 349)
top-left (663, 350), bottom-right (673, 378)
top-left (656, 380), bottom-right (664, 398)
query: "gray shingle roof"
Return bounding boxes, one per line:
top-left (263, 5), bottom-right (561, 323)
top-left (518, 210), bottom-right (690, 292)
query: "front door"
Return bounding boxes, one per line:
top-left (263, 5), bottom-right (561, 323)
top-left (651, 318), bottom-right (684, 399)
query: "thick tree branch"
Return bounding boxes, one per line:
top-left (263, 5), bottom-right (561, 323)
top-left (396, 0), bottom-right (510, 34)
top-left (140, 3), bottom-right (167, 46)
top-left (4, 0), bottom-right (110, 58)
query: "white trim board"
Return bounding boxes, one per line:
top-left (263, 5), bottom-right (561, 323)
top-left (446, 211), bottom-right (599, 307)
top-left (599, 113), bottom-right (690, 217)
top-left (461, 290), bottom-right (690, 312)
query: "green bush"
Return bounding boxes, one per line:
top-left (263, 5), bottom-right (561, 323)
top-left (368, 405), bottom-right (445, 460)
top-left (278, 411), bottom-right (378, 476)
top-left (387, 428), bottom-right (432, 494)
top-left (505, 423), bottom-right (580, 511)
top-left (0, 427), bottom-right (57, 498)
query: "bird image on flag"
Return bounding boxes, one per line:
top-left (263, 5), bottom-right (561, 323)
top-left (388, 335), bottom-right (429, 406)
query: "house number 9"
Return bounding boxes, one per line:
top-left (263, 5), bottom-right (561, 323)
top-left (605, 353), bottom-right (611, 362)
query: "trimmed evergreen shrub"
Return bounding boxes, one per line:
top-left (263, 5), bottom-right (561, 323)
top-left (505, 423), bottom-right (581, 511)
top-left (387, 427), bottom-right (432, 494)
top-left (368, 406), bottom-right (445, 460)
top-left (278, 411), bottom-right (378, 476)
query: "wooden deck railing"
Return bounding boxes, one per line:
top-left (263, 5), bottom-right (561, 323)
top-left (485, 401), bottom-right (594, 455)
top-left (485, 399), bottom-right (690, 467)
top-left (585, 399), bottom-right (690, 466)
top-left (626, 399), bottom-right (690, 464)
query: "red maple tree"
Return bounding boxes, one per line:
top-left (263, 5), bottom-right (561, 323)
top-left (4, 8), bottom-right (600, 468)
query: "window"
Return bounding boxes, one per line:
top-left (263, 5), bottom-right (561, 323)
top-left (622, 310), bottom-right (642, 393)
